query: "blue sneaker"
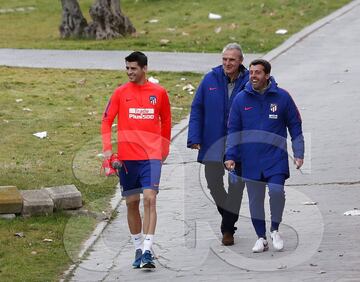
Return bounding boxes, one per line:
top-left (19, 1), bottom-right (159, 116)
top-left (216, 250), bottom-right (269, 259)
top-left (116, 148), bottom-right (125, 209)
top-left (140, 250), bottom-right (155, 269)
top-left (132, 249), bottom-right (142, 268)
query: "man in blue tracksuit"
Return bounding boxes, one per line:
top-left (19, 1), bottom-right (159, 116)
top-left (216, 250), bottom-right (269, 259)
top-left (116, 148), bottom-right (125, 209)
top-left (187, 43), bottom-right (249, 246)
top-left (225, 59), bottom-right (304, 252)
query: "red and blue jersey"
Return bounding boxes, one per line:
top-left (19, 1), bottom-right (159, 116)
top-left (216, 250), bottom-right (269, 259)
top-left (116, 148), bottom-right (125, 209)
top-left (101, 81), bottom-right (171, 161)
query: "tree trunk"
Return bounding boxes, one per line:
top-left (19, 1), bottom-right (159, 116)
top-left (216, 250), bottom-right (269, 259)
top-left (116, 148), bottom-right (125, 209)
top-left (59, 0), bottom-right (88, 38)
top-left (85, 0), bottom-right (136, 39)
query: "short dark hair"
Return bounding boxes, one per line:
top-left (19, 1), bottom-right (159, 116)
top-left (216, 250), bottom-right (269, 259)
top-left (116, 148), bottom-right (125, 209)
top-left (125, 51), bottom-right (148, 67)
top-left (249, 59), bottom-right (271, 74)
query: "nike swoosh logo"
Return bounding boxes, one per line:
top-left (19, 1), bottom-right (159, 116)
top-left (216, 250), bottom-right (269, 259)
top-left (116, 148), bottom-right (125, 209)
top-left (209, 87), bottom-right (217, 91)
top-left (244, 107), bottom-right (253, 111)
top-left (126, 98), bottom-right (133, 102)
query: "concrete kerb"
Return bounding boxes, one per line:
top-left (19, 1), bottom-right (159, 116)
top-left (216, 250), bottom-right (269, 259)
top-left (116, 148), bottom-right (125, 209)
top-left (62, 2), bottom-right (359, 278)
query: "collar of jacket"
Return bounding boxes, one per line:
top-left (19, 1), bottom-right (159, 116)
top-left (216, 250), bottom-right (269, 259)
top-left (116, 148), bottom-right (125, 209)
top-left (212, 64), bottom-right (248, 80)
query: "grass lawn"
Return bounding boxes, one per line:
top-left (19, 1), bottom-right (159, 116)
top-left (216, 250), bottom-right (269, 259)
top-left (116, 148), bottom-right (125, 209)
top-left (0, 66), bottom-right (202, 281)
top-left (0, 0), bottom-right (351, 53)
top-left (0, 0), bottom-right (352, 280)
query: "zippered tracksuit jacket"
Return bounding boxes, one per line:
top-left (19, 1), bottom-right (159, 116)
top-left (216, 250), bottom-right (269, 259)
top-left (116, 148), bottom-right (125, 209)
top-left (225, 77), bottom-right (304, 179)
top-left (187, 65), bottom-right (249, 162)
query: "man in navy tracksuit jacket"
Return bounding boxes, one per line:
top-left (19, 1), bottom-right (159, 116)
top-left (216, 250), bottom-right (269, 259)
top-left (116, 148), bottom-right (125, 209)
top-left (187, 43), bottom-right (249, 246)
top-left (225, 59), bottom-right (304, 253)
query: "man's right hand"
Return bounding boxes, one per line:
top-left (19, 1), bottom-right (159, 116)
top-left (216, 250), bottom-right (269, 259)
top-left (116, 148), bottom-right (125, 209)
top-left (190, 144), bottom-right (201, 150)
top-left (224, 160), bottom-right (235, 171)
top-left (101, 150), bottom-right (117, 176)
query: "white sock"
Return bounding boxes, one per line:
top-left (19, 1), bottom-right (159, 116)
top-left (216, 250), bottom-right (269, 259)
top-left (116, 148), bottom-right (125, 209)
top-left (131, 233), bottom-right (143, 251)
top-left (143, 234), bottom-right (154, 252)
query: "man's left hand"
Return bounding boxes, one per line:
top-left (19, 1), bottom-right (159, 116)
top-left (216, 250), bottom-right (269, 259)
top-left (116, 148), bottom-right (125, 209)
top-left (294, 158), bottom-right (304, 169)
top-left (224, 160), bottom-right (235, 170)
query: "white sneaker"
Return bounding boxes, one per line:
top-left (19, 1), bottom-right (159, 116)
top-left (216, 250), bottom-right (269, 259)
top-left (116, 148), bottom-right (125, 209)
top-left (252, 238), bottom-right (269, 253)
top-left (271, 230), bottom-right (284, 251)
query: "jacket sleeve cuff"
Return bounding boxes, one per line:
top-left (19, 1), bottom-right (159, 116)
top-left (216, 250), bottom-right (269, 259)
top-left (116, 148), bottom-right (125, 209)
top-left (187, 139), bottom-right (201, 148)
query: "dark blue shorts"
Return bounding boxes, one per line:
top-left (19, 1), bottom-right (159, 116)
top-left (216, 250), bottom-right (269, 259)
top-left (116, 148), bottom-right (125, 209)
top-left (118, 160), bottom-right (162, 197)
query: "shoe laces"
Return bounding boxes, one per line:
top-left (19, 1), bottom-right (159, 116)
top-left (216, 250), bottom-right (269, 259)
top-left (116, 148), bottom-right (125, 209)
top-left (143, 251), bottom-right (153, 261)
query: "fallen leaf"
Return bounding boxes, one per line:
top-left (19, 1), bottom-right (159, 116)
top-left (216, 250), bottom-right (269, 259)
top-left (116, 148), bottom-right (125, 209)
top-left (77, 78), bottom-right (86, 85)
top-left (148, 76), bottom-right (159, 84)
top-left (214, 26), bottom-right (222, 34)
top-left (160, 39), bottom-right (170, 45)
top-left (208, 12), bottom-right (222, 20)
top-left (275, 29), bottom-right (288, 35)
top-left (332, 80), bottom-right (344, 84)
top-left (33, 131), bottom-right (47, 139)
top-left (344, 210), bottom-right (360, 216)
top-left (182, 84), bottom-right (195, 92)
top-left (171, 106), bottom-right (184, 110)
top-left (302, 201), bottom-right (318, 205)
top-left (229, 23), bottom-right (238, 30)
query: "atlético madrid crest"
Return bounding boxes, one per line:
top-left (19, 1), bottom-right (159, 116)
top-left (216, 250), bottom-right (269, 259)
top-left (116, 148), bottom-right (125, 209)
top-left (149, 95), bottom-right (157, 105)
top-left (270, 103), bottom-right (278, 112)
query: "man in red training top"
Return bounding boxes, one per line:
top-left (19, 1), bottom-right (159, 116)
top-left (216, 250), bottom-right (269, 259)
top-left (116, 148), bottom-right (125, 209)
top-left (101, 51), bottom-right (171, 269)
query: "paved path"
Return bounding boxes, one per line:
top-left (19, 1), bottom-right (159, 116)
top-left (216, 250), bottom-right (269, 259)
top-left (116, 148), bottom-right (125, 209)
top-left (0, 48), bottom-right (261, 73)
top-left (65, 1), bottom-right (360, 281)
top-left (2, 1), bottom-right (360, 281)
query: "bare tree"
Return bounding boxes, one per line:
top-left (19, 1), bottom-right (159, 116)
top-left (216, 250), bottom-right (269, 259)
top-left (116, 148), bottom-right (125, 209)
top-left (59, 0), bottom-right (136, 39)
